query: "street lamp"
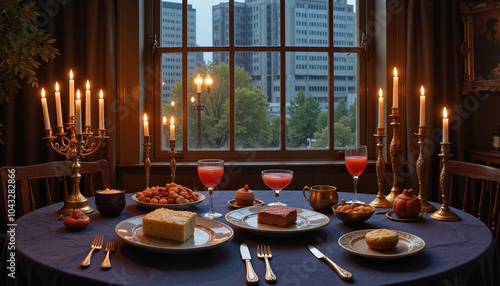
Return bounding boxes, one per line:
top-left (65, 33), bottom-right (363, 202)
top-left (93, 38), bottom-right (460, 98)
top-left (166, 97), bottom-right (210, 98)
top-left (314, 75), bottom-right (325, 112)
top-left (190, 73), bottom-right (213, 148)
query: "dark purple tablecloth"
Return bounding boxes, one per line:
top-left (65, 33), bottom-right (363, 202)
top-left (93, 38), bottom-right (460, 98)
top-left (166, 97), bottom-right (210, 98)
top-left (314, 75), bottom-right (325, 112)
top-left (2, 190), bottom-right (500, 285)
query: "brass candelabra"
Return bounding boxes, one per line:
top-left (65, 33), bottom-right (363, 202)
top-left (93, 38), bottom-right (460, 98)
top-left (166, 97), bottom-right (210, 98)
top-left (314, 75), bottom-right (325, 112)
top-left (415, 126), bottom-right (436, 212)
top-left (430, 142), bottom-right (461, 221)
top-left (169, 139), bottom-right (176, 183)
top-left (386, 107), bottom-right (402, 202)
top-left (44, 116), bottom-right (108, 214)
top-left (142, 135), bottom-right (151, 189)
top-left (370, 128), bottom-right (392, 208)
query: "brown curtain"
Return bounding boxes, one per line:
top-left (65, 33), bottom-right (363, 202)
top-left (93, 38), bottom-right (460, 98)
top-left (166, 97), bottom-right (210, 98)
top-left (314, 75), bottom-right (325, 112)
top-left (405, 0), bottom-right (463, 200)
top-left (0, 0), bottom-right (117, 185)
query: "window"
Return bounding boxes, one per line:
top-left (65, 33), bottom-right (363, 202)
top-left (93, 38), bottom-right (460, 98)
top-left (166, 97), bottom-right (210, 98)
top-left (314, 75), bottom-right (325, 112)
top-left (152, 0), bottom-right (365, 161)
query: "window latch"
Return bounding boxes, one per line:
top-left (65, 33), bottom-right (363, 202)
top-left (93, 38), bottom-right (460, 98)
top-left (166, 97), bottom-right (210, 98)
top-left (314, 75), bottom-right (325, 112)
top-left (150, 34), bottom-right (159, 65)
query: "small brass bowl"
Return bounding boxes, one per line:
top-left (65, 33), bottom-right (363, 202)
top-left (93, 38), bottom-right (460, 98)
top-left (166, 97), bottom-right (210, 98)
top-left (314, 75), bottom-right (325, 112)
top-left (95, 189), bottom-right (126, 217)
top-left (332, 203), bottom-right (375, 225)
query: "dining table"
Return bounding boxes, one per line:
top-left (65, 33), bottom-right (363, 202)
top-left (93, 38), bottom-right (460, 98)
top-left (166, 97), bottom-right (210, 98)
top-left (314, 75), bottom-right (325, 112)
top-left (2, 190), bottom-right (499, 286)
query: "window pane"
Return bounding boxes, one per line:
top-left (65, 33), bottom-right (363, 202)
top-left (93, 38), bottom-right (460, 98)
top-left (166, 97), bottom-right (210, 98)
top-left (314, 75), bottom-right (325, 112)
top-left (161, 1), bottom-right (183, 48)
top-left (186, 0), bottom-right (224, 47)
top-left (333, 0), bottom-right (357, 47)
top-left (286, 52), bottom-right (329, 149)
top-left (333, 52), bottom-right (357, 148)
top-left (161, 53), bottom-right (183, 150)
top-left (233, 0), bottom-right (280, 47)
top-left (285, 0), bottom-right (328, 46)
top-left (235, 52), bottom-right (280, 149)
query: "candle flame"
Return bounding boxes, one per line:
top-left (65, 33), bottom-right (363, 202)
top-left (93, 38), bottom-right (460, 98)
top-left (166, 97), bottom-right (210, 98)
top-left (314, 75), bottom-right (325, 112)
top-left (76, 90), bottom-right (81, 100)
top-left (420, 85), bottom-right (424, 95)
top-left (70, 69), bottom-right (73, 79)
top-left (191, 96), bottom-right (195, 103)
top-left (55, 82), bottom-right (59, 92)
top-left (143, 113), bottom-right (148, 122)
top-left (379, 88), bottom-right (383, 98)
top-left (86, 80), bottom-right (90, 90)
top-left (99, 90), bottom-right (103, 99)
top-left (393, 67), bottom-right (397, 77)
top-left (195, 74), bottom-right (203, 86)
top-left (163, 116), bottom-right (167, 124)
top-left (41, 88), bottom-right (45, 98)
top-left (443, 107), bottom-right (448, 119)
top-left (170, 116), bottom-right (174, 125)
top-left (204, 74), bottom-right (213, 86)
top-left (171, 101), bottom-right (175, 107)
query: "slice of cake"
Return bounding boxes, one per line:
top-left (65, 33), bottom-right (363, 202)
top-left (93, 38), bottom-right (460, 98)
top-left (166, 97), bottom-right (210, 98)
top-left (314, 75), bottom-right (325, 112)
top-left (142, 208), bottom-right (197, 242)
top-left (257, 205), bottom-right (297, 227)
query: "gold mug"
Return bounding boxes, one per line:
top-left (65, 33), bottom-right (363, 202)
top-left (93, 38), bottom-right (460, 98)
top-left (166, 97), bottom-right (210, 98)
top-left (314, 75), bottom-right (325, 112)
top-left (303, 185), bottom-right (338, 212)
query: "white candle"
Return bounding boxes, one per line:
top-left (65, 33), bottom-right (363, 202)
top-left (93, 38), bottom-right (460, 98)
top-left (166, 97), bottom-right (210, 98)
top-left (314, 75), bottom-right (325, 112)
top-left (378, 88), bottom-right (384, 129)
top-left (75, 90), bottom-right (82, 134)
top-left (85, 80), bottom-right (91, 126)
top-left (163, 116), bottom-right (167, 143)
top-left (393, 67), bottom-right (398, 108)
top-left (55, 82), bottom-right (63, 127)
top-left (41, 88), bottom-right (51, 129)
top-left (442, 107), bottom-right (449, 143)
top-left (170, 116), bottom-right (175, 140)
top-left (195, 74), bottom-right (202, 93)
top-left (99, 90), bottom-right (104, 130)
top-left (143, 113), bottom-right (149, 137)
top-left (69, 70), bottom-right (75, 117)
top-left (419, 86), bottom-right (425, 127)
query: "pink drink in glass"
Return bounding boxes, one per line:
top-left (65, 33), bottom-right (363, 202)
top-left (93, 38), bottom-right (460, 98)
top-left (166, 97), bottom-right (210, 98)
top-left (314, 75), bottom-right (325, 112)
top-left (345, 156), bottom-right (367, 177)
top-left (198, 166), bottom-right (224, 188)
top-left (262, 173), bottom-right (293, 190)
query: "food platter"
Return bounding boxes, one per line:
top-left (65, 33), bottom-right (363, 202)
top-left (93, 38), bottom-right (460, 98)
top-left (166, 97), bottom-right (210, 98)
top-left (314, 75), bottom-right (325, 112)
top-left (115, 215), bottom-right (234, 254)
top-left (225, 206), bottom-right (330, 236)
top-left (132, 193), bottom-right (205, 210)
top-left (338, 229), bottom-right (426, 259)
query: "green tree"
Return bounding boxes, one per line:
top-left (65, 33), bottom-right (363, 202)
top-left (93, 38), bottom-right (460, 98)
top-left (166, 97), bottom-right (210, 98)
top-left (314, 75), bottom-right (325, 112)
top-left (348, 101), bottom-right (357, 133)
top-left (316, 111), bottom-right (328, 131)
top-left (334, 122), bottom-right (355, 147)
top-left (334, 99), bottom-right (348, 122)
top-left (312, 126), bottom-right (328, 148)
top-left (287, 90), bottom-right (321, 148)
top-left (269, 116), bottom-right (281, 148)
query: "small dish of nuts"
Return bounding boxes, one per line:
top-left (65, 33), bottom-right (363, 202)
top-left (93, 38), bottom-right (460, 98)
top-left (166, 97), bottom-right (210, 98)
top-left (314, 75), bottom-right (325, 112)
top-left (132, 183), bottom-right (205, 210)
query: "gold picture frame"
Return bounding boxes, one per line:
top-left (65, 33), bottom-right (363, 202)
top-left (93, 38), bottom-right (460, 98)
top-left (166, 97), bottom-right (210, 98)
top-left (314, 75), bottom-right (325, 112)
top-left (461, 0), bottom-right (500, 94)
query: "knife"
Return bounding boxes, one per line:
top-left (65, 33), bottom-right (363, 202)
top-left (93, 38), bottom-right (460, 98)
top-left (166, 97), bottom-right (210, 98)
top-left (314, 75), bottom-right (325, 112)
top-left (307, 245), bottom-right (353, 281)
top-left (240, 243), bottom-right (259, 284)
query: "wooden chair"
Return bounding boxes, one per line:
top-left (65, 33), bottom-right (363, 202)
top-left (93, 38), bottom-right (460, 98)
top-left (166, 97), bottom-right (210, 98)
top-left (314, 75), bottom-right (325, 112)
top-left (0, 159), bottom-right (110, 233)
top-left (446, 160), bottom-right (500, 250)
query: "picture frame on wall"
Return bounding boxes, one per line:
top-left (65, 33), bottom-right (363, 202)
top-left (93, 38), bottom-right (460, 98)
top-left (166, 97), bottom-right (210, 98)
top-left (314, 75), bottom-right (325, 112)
top-left (461, 1), bottom-right (500, 94)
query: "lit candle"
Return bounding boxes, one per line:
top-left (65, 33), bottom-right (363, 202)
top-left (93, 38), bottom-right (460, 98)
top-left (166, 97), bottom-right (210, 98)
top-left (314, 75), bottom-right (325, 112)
top-left (75, 90), bottom-right (82, 134)
top-left (378, 88), bottom-right (384, 128)
top-left (143, 113), bottom-right (149, 137)
top-left (41, 88), bottom-right (51, 129)
top-left (442, 107), bottom-right (449, 143)
top-left (419, 86), bottom-right (425, 127)
top-left (170, 116), bottom-right (175, 140)
top-left (55, 82), bottom-right (63, 127)
top-left (85, 80), bottom-right (91, 126)
top-left (99, 90), bottom-right (104, 130)
top-left (195, 74), bottom-right (202, 93)
top-left (69, 70), bottom-right (75, 117)
top-left (393, 67), bottom-right (398, 108)
top-left (163, 116), bottom-right (167, 142)
top-left (171, 100), bottom-right (175, 113)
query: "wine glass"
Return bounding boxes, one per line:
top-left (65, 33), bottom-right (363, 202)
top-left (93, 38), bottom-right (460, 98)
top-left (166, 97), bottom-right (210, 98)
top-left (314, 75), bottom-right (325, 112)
top-left (261, 169), bottom-right (293, 206)
top-left (198, 159), bottom-right (224, 219)
top-left (345, 145), bottom-right (367, 204)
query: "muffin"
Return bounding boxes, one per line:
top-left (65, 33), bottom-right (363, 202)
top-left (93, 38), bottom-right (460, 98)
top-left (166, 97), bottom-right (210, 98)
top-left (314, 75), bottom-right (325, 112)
top-left (365, 229), bottom-right (399, 250)
top-left (235, 184), bottom-right (254, 206)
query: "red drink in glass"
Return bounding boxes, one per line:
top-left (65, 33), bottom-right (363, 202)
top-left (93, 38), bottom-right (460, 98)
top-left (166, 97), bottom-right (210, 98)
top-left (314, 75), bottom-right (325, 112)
top-left (345, 145), bottom-right (367, 204)
top-left (198, 166), bottom-right (224, 188)
top-left (262, 173), bottom-right (293, 190)
top-left (345, 156), bottom-right (367, 177)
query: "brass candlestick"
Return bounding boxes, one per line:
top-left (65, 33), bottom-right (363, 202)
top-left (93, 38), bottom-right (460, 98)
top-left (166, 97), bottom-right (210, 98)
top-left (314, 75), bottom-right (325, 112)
top-left (169, 139), bottom-right (176, 183)
top-left (430, 142), bottom-right (461, 221)
top-left (142, 135), bottom-right (151, 189)
top-left (386, 107), bottom-right (402, 202)
top-left (45, 116), bottom-right (108, 215)
top-left (415, 126), bottom-right (436, 212)
top-left (370, 128), bottom-right (392, 208)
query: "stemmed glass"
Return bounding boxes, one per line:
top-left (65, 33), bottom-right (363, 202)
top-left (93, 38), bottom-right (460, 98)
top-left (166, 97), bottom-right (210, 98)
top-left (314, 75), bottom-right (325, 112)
top-left (345, 145), bottom-right (367, 204)
top-left (261, 169), bottom-right (293, 206)
top-left (198, 159), bottom-right (224, 219)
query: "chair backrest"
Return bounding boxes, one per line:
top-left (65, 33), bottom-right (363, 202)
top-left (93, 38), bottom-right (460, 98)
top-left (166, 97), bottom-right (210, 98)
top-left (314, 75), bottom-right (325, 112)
top-left (0, 159), bottom-right (110, 233)
top-left (446, 160), bottom-right (500, 249)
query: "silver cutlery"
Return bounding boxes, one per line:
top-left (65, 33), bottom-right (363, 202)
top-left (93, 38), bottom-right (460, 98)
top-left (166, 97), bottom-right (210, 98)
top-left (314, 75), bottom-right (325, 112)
top-left (240, 243), bottom-right (259, 284)
top-left (257, 245), bottom-right (276, 283)
top-left (307, 244), bottom-right (352, 281)
top-left (81, 235), bottom-right (103, 268)
top-left (101, 241), bottom-right (116, 270)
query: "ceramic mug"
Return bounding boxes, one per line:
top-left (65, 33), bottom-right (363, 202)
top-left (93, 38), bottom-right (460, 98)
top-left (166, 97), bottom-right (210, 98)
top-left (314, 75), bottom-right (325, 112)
top-left (303, 185), bottom-right (338, 212)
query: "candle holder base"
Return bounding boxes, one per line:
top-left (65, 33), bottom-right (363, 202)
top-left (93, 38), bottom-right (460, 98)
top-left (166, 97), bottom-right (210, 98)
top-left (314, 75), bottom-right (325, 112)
top-left (420, 198), bottom-right (436, 212)
top-left (430, 206), bottom-right (460, 221)
top-left (369, 195), bottom-right (392, 208)
top-left (386, 188), bottom-right (400, 203)
top-left (60, 197), bottom-right (94, 215)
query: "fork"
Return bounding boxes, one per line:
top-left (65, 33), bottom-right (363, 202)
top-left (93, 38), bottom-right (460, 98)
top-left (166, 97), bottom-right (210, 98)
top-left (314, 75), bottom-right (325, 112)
top-left (257, 245), bottom-right (277, 283)
top-left (101, 242), bottom-right (116, 270)
top-left (81, 236), bottom-right (103, 268)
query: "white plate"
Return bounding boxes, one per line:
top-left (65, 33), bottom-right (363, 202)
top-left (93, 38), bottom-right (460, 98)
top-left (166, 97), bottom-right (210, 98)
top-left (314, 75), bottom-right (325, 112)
top-left (225, 206), bottom-right (330, 236)
top-left (132, 193), bottom-right (205, 210)
top-left (338, 229), bottom-right (426, 259)
top-left (227, 199), bottom-right (264, 208)
top-left (115, 215), bottom-right (234, 254)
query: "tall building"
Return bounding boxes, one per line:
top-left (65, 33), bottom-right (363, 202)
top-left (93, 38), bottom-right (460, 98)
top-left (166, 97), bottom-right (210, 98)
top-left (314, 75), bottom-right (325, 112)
top-left (212, 0), bottom-right (356, 112)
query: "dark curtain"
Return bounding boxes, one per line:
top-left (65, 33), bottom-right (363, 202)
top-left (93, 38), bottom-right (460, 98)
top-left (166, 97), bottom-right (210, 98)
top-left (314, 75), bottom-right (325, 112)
top-left (0, 0), bottom-right (117, 185)
top-left (406, 0), bottom-right (463, 200)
